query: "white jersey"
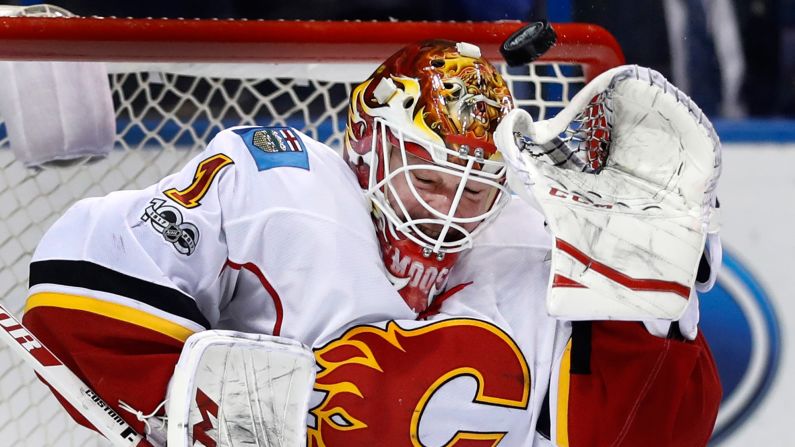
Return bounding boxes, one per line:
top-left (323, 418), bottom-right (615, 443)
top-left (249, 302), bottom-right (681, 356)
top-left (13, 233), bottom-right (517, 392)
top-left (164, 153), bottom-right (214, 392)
top-left (30, 126), bottom-right (415, 347)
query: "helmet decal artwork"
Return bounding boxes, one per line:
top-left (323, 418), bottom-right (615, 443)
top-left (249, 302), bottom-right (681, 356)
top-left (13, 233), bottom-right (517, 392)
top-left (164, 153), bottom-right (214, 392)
top-left (344, 39), bottom-right (514, 313)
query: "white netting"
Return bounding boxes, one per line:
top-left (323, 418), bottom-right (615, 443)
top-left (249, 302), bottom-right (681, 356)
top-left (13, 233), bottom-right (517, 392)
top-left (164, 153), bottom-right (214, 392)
top-left (0, 60), bottom-right (589, 446)
top-left (515, 89), bottom-right (613, 173)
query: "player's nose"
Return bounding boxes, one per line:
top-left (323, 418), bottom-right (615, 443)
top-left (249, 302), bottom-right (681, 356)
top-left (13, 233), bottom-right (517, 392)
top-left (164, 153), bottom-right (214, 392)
top-left (418, 190), bottom-right (455, 216)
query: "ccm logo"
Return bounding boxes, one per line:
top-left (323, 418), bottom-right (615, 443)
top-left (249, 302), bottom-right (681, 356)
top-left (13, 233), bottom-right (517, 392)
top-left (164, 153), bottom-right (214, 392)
top-left (549, 187), bottom-right (613, 209)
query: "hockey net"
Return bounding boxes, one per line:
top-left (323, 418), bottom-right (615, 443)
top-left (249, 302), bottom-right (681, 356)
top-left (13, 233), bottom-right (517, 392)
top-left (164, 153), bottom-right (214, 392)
top-left (0, 17), bottom-right (623, 446)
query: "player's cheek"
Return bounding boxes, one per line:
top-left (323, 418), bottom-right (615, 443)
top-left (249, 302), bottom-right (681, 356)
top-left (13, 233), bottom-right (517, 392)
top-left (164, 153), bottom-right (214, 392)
top-left (482, 185), bottom-right (501, 213)
top-left (467, 186), bottom-right (499, 216)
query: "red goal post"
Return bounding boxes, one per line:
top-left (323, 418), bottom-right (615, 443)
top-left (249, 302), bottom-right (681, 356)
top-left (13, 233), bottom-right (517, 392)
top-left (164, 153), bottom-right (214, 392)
top-left (0, 18), bottom-right (624, 447)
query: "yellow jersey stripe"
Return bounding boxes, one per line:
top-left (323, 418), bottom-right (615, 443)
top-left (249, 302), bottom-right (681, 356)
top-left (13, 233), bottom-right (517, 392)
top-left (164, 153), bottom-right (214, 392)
top-left (556, 338), bottom-right (572, 447)
top-left (25, 292), bottom-right (195, 343)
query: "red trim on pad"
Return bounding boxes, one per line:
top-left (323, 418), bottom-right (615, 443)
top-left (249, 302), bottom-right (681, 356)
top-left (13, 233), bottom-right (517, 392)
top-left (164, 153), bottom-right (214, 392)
top-left (554, 238), bottom-right (690, 298)
top-left (552, 274), bottom-right (588, 289)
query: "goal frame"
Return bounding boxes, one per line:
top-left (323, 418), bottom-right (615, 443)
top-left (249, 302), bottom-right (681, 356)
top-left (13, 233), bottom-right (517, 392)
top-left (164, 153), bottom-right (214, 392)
top-left (0, 18), bottom-right (623, 77)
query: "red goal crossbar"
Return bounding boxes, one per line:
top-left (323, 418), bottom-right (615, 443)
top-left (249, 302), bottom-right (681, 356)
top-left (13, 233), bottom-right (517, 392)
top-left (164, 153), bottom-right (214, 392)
top-left (0, 18), bottom-right (624, 78)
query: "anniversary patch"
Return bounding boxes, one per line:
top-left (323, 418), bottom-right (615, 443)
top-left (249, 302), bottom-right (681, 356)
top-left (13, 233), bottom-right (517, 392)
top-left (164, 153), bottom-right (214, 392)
top-left (142, 198), bottom-right (200, 255)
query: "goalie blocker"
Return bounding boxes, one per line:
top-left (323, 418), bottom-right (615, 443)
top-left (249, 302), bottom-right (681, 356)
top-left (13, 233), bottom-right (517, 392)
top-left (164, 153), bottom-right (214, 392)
top-left (167, 330), bottom-right (315, 447)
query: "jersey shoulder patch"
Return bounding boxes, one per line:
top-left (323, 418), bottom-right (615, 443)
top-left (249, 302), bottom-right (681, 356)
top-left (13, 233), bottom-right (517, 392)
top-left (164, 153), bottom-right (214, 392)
top-left (232, 127), bottom-right (310, 171)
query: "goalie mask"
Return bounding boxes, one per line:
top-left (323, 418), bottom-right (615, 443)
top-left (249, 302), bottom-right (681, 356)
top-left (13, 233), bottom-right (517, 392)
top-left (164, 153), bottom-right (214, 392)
top-left (344, 40), bottom-right (513, 312)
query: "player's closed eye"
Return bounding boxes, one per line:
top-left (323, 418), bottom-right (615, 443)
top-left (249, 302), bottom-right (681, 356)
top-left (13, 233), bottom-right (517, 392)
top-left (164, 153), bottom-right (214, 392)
top-left (464, 186), bottom-right (485, 197)
top-left (411, 172), bottom-right (436, 186)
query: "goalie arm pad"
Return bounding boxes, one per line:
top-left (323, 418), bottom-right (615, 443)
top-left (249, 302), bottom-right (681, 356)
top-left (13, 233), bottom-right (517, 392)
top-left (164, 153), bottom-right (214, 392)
top-left (167, 330), bottom-right (316, 447)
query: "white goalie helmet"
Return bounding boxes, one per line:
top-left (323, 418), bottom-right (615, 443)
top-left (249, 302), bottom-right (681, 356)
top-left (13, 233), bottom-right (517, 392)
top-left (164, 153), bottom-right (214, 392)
top-left (344, 39), bottom-right (514, 312)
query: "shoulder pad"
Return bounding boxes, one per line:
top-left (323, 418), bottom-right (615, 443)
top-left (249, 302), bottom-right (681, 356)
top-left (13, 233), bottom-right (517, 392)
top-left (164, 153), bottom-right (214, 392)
top-left (232, 127), bottom-right (310, 171)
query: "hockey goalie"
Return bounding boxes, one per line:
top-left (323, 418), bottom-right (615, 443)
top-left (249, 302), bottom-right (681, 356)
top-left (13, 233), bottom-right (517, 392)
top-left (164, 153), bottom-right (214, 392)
top-left (17, 39), bottom-right (721, 447)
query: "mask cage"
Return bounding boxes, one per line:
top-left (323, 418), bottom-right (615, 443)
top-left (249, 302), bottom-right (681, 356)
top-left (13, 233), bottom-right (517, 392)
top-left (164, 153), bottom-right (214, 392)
top-left (366, 118), bottom-right (510, 255)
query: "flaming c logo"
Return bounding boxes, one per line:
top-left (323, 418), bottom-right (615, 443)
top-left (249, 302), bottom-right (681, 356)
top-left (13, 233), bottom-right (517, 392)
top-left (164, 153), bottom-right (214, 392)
top-left (308, 319), bottom-right (530, 447)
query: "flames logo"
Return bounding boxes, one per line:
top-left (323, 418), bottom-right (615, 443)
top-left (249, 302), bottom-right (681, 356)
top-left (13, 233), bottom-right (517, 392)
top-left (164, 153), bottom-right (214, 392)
top-left (308, 319), bottom-right (530, 447)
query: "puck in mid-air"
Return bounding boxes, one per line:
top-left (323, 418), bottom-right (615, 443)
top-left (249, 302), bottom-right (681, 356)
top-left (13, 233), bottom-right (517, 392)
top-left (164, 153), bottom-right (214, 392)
top-left (500, 21), bottom-right (557, 66)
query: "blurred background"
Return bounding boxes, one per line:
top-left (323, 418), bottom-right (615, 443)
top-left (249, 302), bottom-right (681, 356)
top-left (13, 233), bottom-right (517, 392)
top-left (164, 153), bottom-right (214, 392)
top-left (1, 1), bottom-right (792, 446)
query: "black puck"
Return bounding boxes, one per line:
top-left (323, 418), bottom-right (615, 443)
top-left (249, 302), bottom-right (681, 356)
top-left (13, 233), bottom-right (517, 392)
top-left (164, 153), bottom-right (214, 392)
top-left (500, 21), bottom-right (557, 67)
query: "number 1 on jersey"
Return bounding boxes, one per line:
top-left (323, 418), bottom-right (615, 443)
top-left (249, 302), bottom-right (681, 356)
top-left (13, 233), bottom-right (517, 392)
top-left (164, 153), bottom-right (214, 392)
top-left (165, 154), bottom-right (234, 208)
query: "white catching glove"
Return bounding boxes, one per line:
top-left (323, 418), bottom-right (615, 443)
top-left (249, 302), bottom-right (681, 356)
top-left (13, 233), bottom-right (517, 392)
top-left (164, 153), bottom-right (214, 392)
top-left (495, 65), bottom-right (721, 322)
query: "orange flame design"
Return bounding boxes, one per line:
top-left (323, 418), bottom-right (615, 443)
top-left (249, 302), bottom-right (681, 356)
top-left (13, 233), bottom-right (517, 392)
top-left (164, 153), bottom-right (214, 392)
top-left (308, 319), bottom-right (530, 447)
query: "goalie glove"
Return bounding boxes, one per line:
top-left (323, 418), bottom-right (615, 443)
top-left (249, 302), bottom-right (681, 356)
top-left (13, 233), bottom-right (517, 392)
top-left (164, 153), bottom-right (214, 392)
top-left (494, 65), bottom-right (721, 321)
